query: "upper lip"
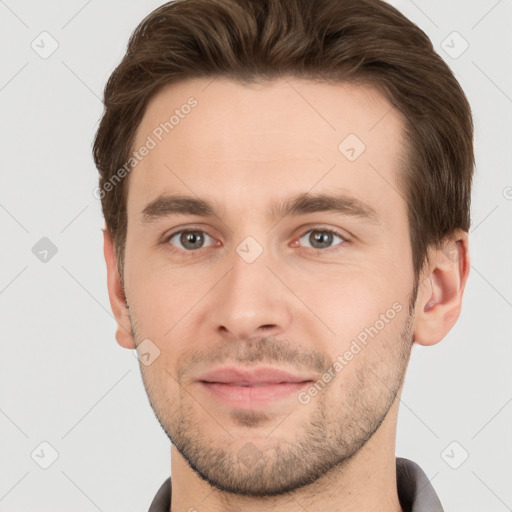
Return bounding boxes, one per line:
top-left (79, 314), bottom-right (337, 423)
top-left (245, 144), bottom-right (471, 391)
top-left (198, 366), bottom-right (314, 385)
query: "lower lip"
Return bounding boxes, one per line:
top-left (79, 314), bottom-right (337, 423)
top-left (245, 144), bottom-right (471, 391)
top-left (199, 381), bottom-right (311, 407)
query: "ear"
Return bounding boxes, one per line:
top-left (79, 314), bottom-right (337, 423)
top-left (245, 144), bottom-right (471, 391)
top-left (103, 227), bottom-right (135, 349)
top-left (413, 230), bottom-right (470, 346)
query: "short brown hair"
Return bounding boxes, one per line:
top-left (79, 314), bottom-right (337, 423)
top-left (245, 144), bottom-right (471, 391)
top-left (93, 0), bottom-right (474, 282)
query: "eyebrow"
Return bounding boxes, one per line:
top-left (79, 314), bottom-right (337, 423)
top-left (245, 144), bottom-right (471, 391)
top-left (140, 192), bottom-right (378, 224)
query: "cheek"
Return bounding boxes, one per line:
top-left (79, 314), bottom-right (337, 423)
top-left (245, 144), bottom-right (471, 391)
top-left (296, 264), bottom-right (408, 340)
top-left (125, 250), bottom-right (212, 335)
top-left (139, 359), bottom-right (181, 420)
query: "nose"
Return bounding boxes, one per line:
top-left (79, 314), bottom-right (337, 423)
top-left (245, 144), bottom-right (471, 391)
top-left (211, 245), bottom-right (293, 342)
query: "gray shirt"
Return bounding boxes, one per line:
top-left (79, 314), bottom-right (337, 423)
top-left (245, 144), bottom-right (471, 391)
top-left (147, 457), bottom-right (443, 512)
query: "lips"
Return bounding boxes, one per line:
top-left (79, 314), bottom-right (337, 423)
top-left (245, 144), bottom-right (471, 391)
top-left (198, 366), bottom-right (313, 386)
top-left (196, 366), bottom-right (314, 408)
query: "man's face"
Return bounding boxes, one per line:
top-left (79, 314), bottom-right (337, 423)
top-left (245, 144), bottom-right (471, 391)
top-left (122, 78), bottom-right (417, 495)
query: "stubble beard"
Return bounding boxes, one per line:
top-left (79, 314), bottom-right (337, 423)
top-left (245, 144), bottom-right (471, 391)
top-left (129, 301), bottom-right (415, 497)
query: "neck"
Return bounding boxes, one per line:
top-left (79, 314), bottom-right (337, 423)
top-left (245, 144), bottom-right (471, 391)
top-left (169, 399), bottom-right (403, 512)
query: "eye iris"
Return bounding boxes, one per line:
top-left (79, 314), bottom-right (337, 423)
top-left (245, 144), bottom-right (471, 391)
top-left (175, 230), bottom-right (337, 251)
top-left (181, 231), bottom-right (204, 250)
top-left (310, 230), bottom-right (333, 249)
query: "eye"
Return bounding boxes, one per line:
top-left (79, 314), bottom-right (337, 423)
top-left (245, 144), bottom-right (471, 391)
top-left (164, 226), bottom-right (348, 256)
top-left (296, 227), bottom-right (347, 251)
top-left (166, 229), bottom-right (217, 252)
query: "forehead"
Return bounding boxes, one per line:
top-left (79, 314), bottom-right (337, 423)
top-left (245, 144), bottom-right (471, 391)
top-left (128, 77), bottom-right (406, 220)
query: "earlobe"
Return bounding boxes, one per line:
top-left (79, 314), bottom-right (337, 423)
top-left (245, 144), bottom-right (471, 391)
top-left (413, 232), bottom-right (470, 346)
top-left (103, 227), bottom-right (136, 350)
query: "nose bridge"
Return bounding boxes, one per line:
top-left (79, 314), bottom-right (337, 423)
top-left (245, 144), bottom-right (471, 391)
top-left (229, 239), bottom-right (270, 299)
top-left (212, 234), bottom-right (291, 340)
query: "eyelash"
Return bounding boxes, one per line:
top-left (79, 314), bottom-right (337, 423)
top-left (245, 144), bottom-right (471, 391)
top-left (163, 226), bottom-right (349, 257)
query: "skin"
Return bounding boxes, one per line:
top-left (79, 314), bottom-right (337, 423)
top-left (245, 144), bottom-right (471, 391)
top-left (103, 77), bottom-right (470, 512)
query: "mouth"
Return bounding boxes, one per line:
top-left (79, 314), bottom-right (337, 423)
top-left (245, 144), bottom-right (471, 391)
top-left (196, 366), bottom-right (314, 408)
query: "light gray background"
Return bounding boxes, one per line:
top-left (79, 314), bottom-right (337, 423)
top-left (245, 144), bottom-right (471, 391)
top-left (1, 0), bottom-right (511, 510)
